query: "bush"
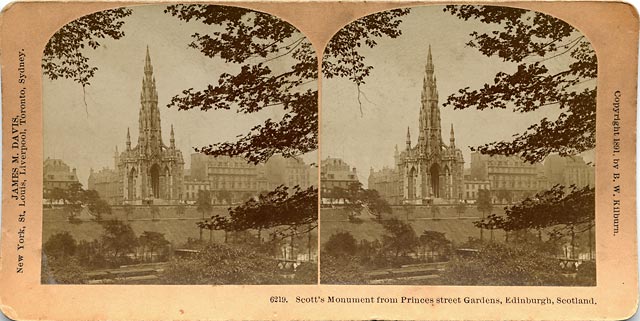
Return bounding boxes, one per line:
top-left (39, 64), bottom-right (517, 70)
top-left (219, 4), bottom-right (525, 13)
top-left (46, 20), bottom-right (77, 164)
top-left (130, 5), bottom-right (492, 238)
top-left (320, 254), bottom-right (366, 285)
top-left (323, 231), bottom-right (358, 257)
top-left (294, 262), bottom-right (317, 284)
top-left (161, 243), bottom-right (285, 284)
top-left (575, 261), bottom-right (596, 286)
top-left (44, 232), bottom-right (77, 258)
top-left (41, 255), bottom-right (87, 284)
top-left (440, 243), bottom-right (572, 286)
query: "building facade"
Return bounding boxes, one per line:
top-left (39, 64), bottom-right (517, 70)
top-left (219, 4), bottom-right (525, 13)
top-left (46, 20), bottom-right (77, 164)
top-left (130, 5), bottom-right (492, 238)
top-left (368, 166), bottom-right (402, 205)
top-left (264, 155), bottom-right (316, 190)
top-left (43, 158), bottom-right (79, 197)
top-left (320, 157), bottom-right (360, 191)
top-left (88, 167), bottom-right (120, 205)
top-left (369, 46), bottom-right (464, 205)
top-left (117, 48), bottom-right (185, 205)
top-left (190, 153), bottom-right (268, 204)
top-left (543, 154), bottom-right (595, 188)
top-left (462, 179), bottom-right (491, 202)
top-left (469, 152), bottom-right (548, 202)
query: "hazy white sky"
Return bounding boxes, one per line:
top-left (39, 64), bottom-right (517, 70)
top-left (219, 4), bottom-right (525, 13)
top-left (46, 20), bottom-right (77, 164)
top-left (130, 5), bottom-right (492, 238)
top-left (320, 5), bottom-right (594, 186)
top-left (43, 5), bottom-right (316, 186)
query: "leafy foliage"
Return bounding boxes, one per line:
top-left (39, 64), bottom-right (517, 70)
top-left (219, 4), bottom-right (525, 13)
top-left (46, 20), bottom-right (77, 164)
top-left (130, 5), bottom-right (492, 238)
top-left (44, 231), bottom-right (78, 258)
top-left (49, 183), bottom-right (111, 219)
top-left (138, 231), bottom-right (170, 262)
top-left (476, 185), bottom-right (595, 259)
top-left (41, 256), bottom-right (88, 284)
top-left (323, 8), bottom-right (410, 112)
top-left (479, 185), bottom-right (594, 232)
top-left (42, 8), bottom-right (132, 87)
top-left (441, 242), bottom-right (570, 286)
top-left (320, 254), bottom-right (367, 285)
top-left (195, 190), bottom-right (213, 218)
top-left (444, 5), bottom-right (596, 162)
top-left (164, 5), bottom-right (317, 163)
top-left (225, 185), bottom-right (317, 237)
top-left (476, 188), bottom-right (493, 218)
top-left (327, 182), bottom-right (392, 218)
top-left (380, 218), bottom-right (419, 258)
top-left (165, 5), bottom-right (410, 162)
top-left (161, 243), bottom-right (285, 284)
top-left (100, 219), bottom-right (138, 261)
top-left (323, 231), bottom-right (359, 257)
top-left (293, 262), bottom-right (318, 284)
top-left (419, 230), bottom-right (451, 261)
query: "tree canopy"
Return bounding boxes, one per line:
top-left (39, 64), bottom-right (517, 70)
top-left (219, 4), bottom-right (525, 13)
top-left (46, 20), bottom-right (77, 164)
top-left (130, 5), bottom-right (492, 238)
top-left (43, 8), bottom-right (132, 88)
top-left (163, 5), bottom-right (410, 162)
top-left (444, 5), bottom-right (596, 163)
top-left (479, 184), bottom-right (594, 235)
top-left (224, 185), bottom-right (317, 238)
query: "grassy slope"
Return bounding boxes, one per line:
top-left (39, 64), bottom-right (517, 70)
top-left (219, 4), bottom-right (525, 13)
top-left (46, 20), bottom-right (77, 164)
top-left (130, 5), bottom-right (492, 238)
top-left (321, 205), bottom-right (507, 245)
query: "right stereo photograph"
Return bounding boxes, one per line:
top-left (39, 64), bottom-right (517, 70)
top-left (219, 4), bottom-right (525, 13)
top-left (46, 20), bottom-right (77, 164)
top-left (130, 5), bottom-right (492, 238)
top-left (320, 5), bottom-right (596, 286)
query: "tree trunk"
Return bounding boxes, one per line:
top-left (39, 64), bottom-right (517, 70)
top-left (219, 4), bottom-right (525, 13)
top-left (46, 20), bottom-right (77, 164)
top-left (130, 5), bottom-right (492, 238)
top-left (209, 229), bottom-right (213, 243)
top-left (290, 235), bottom-right (295, 260)
top-left (570, 226), bottom-right (576, 259)
top-left (199, 228), bottom-right (203, 241)
top-left (588, 225), bottom-right (593, 260)
top-left (307, 226), bottom-right (312, 261)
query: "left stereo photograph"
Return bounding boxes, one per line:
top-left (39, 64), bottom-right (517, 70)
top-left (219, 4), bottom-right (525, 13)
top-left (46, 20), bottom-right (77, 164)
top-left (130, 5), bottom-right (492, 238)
top-left (41, 4), bottom-right (319, 285)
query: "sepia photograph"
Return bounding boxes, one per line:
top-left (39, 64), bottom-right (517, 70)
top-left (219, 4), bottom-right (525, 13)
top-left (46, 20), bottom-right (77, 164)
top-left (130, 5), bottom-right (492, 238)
top-left (1, 1), bottom-right (638, 320)
top-left (320, 5), bottom-right (596, 286)
top-left (40, 4), bottom-right (318, 285)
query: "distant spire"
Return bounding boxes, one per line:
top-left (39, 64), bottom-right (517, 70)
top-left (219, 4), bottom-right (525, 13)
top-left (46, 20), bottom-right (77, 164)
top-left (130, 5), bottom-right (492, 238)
top-left (406, 126), bottom-right (411, 151)
top-left (126, 127), bottom-right (131, 150)
top-left (450, 123), bottom-right (456, 148)
top-left (170, 124), bottom-right (176, 149)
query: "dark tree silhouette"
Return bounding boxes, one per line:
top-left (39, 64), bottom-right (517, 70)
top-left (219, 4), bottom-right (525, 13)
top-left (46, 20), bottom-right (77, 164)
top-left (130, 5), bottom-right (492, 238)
top-left (477, 185), bottom-right (595, 257)
top-left (323, 231), bottom-right (358, 257)
top-left (476, 189), bottom-right (493, 241)
top-left (225, 185), bottom-right (317, 240)
top-left (419, 230), bottom-right (451, 261)
top-left (164, 5), bottom-right (317, 163)
top-left (44, 232), bottom-right (78, 258)
top-left (84, 189), bottom-right (111, 219)
top-left (164, 5), bottom-right (410, 162)
top-left (100, 220), bottom-right (138, 261)
top-left (380, 218), bottom-right (419, 258)
top-left (444, 5), bottom-right (596, 163)
top-left (138, 231), bottom-right (170, 262)
top-left (42, 8), bottom-right (132, 88)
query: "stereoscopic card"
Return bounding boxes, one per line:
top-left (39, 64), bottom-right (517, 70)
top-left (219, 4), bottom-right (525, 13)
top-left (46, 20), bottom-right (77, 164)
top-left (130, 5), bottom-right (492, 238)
top-left (0, 1), bottom-right (637, 320)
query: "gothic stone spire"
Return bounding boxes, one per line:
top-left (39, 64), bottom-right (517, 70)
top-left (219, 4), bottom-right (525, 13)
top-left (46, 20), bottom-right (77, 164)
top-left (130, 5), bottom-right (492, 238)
top-left (138, 46), bottom-right (163, 154)
top-left (418, 44), bottom-right (442, 156)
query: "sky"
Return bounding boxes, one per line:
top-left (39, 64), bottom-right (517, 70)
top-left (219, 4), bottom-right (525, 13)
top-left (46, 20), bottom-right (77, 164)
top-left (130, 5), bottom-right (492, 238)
top-left (42, 5), bottom-right (317, 186)
top-left (320, 5), bottom-right (595, 186)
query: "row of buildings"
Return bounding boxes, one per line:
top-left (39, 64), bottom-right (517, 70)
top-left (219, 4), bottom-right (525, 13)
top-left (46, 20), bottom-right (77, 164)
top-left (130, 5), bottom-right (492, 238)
top-left (321, 152), bottom-right (593, 206)
top-left (80, 153), bottom-right (316, 205)
top-left (44, 48), bottom-right (316, 206)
